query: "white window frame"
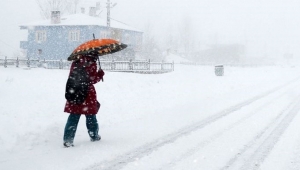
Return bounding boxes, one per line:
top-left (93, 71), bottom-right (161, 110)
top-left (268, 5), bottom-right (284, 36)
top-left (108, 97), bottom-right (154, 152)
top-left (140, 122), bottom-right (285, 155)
top-left (69, 30), bottom-right (80, 41)
top-left (35, 30), bottom-right (47, 42)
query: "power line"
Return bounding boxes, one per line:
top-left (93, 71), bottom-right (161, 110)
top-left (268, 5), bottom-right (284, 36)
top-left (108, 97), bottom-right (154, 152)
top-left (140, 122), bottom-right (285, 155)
top-left (0, 40), bottom-right (19, 51)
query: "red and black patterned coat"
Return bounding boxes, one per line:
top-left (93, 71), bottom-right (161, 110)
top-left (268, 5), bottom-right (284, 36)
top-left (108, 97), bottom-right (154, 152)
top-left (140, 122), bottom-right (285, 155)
top-left (64, 56), bottom-right (104, 115)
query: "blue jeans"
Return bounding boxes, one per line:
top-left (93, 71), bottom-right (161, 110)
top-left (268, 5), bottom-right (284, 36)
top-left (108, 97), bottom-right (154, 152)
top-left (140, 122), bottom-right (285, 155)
top-left (63, 114), bottom-right (99, 143)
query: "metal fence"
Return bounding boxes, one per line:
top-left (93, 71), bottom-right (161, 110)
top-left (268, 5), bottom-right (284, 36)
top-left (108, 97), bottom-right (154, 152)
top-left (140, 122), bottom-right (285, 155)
top-left (101, 60), bottom-right (174, 72)
top-left (0, 57), bottom-right (174, 72)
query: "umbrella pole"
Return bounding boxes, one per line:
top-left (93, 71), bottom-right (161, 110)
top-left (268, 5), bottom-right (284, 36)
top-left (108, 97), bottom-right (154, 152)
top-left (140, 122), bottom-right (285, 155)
top-left (98, 56), bottom-right (104, 82)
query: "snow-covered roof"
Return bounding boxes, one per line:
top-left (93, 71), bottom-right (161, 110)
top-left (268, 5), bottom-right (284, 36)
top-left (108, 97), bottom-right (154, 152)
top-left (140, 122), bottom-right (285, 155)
top-left (20, 13), bottom-right (142, 32)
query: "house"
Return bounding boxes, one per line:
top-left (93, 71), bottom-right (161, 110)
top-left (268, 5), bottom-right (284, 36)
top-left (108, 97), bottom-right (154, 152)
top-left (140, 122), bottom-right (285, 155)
top-left (20, 11), bottom-right (143, 60)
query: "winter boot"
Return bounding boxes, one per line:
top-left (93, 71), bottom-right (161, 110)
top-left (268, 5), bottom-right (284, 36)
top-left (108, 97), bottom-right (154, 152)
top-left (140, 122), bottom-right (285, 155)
top-left (63, 142), bottom-right (74, 148)
top-left (90, 135), bottom-right (101, 142)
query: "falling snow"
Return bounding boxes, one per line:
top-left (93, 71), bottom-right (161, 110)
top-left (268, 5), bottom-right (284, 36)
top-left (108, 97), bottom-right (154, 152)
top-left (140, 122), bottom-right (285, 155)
top-left (1, 64), bottom-right (300, 169)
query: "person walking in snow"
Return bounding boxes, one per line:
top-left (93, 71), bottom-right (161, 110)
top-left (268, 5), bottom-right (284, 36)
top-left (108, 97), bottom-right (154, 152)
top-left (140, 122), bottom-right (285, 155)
top-left (63, 54), bottom-right (104, 147)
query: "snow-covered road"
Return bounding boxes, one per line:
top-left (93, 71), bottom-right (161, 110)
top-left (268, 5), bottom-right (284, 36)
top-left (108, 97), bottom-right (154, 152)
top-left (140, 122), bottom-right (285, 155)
top-left (1, 65), bottom-right (300, 170)
top-left (88, 75), bottom-right (300, 170)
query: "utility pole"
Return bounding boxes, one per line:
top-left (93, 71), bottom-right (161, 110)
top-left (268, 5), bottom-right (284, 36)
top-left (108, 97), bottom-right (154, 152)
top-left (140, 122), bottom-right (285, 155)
top-left (106, 0), bottom-right (111, 27)
top-left (106, 0), bottom-right (117, 27)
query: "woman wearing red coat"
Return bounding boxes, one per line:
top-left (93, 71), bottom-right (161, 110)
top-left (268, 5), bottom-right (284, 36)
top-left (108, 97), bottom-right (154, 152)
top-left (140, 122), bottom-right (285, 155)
top-left (63, 55), bottom-right (104, 147)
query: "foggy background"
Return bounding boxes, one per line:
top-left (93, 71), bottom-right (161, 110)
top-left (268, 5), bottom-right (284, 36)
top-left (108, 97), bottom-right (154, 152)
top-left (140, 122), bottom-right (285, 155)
top-left (0, 0), bottom-right (299, 65)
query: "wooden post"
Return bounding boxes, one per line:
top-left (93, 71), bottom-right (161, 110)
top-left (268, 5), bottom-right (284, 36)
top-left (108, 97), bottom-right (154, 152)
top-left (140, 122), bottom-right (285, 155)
top-left (37, 58), bottom-right (40, 67)
top-left (148, 59), bottom-right (150, 70)
top-left (129, 59), bottom-right (133, 70)
top-left (16, 57), bottom-right (19, 68)
top-left (4, 56), bottom-right (7, 68)
top-left (43, 58), bottom-right (46, 68)
top-left (172, 61), bottom-right (174, 71)
top-left (59, 59), bottom-right (63, 69)
top-left (111, 59), bottom-right (115, 70)
top-left (27, 58), bottom-right (30, 67)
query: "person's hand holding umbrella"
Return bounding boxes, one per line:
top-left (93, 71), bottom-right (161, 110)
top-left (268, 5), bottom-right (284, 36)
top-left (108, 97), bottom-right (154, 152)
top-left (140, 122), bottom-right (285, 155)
top-left (97, 68), bottom-right (105, 82)
top-left (68, 38), bottom-right (127, 82)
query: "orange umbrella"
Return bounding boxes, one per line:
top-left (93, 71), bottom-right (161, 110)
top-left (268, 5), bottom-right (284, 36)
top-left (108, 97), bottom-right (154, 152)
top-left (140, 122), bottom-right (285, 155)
top-left (68, 38), bottom-right (127, 61)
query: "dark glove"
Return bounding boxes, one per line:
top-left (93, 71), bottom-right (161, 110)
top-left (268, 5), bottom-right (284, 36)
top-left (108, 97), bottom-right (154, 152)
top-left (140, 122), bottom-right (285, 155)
top-left (98, 69), bottom-right (105, 78)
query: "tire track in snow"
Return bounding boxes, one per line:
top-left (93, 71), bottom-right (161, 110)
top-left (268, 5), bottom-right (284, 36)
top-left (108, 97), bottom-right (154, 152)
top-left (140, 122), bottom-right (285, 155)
top-left (86, 77), bottom-right (300, 170)
top-left (158, 84), bottom-right (299, 170)
top-left (241, 96), bottom-right (300, 170)
top-left (221, 94), bottom-right (300, 170)
top-left (288, 130), bottom-right (300, 170)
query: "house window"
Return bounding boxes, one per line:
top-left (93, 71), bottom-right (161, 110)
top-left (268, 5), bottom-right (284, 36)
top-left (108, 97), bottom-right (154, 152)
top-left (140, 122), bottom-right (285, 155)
top-left (35, 31), bottom-right (47, 42)
top-left (69, 30), bottom-right (80, 41)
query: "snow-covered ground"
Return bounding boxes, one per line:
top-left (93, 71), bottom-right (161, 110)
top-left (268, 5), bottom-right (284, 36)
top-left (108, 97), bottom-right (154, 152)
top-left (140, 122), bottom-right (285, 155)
top-left (1, 64), bottom-right (300, 170)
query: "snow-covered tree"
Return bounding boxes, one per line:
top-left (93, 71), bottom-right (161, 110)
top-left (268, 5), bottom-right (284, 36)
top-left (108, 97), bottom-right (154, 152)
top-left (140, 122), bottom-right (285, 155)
top-left (178, 15), bottom-right (195, 58)
top-left (141, 23), bottom-right (162, 61)
top-left (163, 23), bottom-right (179, 54)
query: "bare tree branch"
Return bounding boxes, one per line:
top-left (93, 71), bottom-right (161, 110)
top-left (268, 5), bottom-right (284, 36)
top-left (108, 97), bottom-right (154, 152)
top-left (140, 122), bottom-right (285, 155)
top-left (36, 0), bottom-right (82, 19)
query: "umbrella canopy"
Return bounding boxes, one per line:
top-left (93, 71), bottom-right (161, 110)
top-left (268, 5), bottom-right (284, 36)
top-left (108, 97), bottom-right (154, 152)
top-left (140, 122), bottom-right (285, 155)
top-left (68, 39), bottom-right (127, 61)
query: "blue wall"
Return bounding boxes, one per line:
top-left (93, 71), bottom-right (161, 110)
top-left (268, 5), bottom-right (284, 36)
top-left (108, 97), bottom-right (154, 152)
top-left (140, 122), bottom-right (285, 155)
top-left (20, 25), bottom-right (143, 60)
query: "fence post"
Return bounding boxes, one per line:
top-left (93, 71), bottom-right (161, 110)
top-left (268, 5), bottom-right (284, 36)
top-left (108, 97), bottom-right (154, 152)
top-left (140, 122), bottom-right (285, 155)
top-left (16, 57), bottom-right (19, 68)
top-left (129, 59), bottom-right (133, 70)
top-left (111, 59), bottom-right (115, 70)
top-left (27, 58), bottom-right (30, 67)
top-left (37, 58), bottom-right (40, 67)
top-left (172, 61), bottom-right (174, 71)
top-left (43, 58), bottom-right (46, 68)
top-left (148, 59), bottom-right (150, 70)
top-left (4, 56), bottom-right (7, 68)
top-left (59, 59), bottom-right (63, 69)
top-left (161, 60), bottom-right (164, 70)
